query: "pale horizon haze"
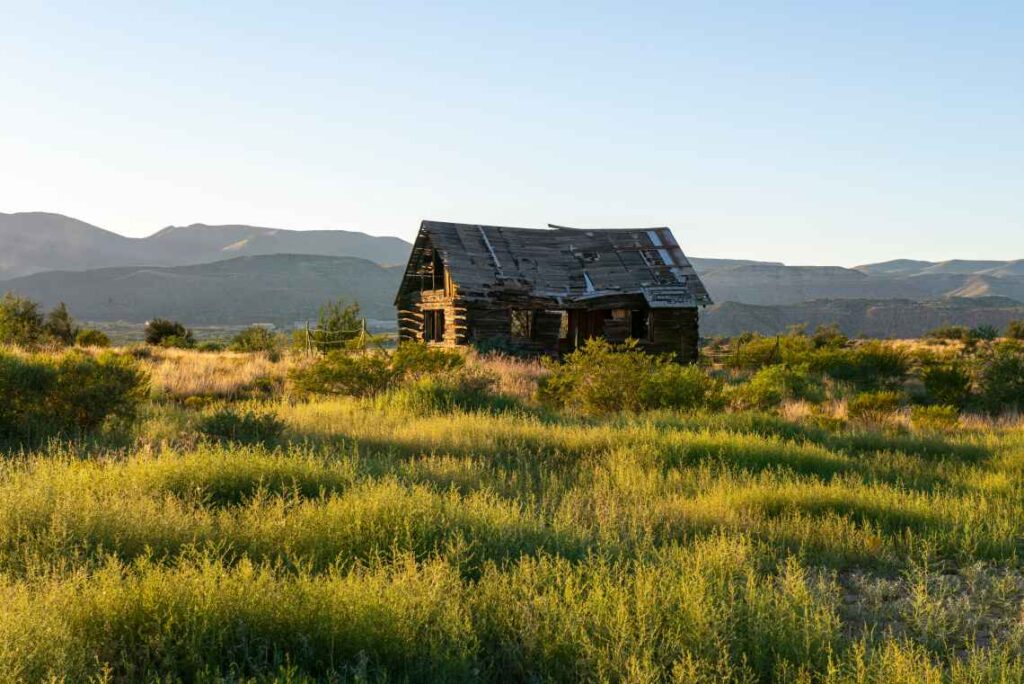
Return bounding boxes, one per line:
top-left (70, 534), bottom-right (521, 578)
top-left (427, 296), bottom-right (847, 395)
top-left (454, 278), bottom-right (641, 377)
top-left (2, 1), bottom-right (1022, 266)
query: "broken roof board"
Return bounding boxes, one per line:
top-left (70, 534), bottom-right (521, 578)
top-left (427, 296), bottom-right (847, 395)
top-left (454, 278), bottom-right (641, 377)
top-left (396, 221), bottom-right (712, 307)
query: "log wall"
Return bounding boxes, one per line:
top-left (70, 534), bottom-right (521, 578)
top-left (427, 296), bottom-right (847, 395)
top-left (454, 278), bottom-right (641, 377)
top-left (646, 307), bottom-right (700, 361)
top-left (398, 292), bottom-right (699, 362)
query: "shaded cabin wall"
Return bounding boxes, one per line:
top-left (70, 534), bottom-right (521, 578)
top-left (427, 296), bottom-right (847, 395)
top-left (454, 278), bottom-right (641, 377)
top-left (566, 307), bottom-right (699, 361)
top-left (464, 305), bottom-right (561, 353)
top-left (399, 295), bottom-right (699, 362)
top-left (647, 307), bottom-right (699, 361)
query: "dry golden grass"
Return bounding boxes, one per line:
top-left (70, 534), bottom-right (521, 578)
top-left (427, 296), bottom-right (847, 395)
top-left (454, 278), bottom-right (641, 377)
top-left (467, 351), bottom-right (547, 400)
top-left (140, 347), bottom-right (289, 400)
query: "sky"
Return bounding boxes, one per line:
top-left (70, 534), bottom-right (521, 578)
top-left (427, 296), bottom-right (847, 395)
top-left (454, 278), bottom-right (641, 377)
top-left (1, 1), bottom-right (1022, 266)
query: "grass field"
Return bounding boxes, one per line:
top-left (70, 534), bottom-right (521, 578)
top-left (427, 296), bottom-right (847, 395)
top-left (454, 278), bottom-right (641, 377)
top-left (2, 344), bottom-right (1024, 682)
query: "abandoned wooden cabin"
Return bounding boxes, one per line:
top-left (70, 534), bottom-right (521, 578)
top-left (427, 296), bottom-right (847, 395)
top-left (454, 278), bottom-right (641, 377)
top-left (394, 221), bottom-right (713, 361)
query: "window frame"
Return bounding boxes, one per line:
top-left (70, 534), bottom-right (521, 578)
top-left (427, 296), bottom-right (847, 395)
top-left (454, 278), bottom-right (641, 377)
top-left (423, 309), bottom-right (446, 343)
top-left (509, 309), bottom-right (536, 340)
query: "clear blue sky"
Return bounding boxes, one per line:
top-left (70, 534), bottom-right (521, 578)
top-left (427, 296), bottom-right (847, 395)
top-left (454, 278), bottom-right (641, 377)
top-left (2, 1), bottom-right (1021, 265)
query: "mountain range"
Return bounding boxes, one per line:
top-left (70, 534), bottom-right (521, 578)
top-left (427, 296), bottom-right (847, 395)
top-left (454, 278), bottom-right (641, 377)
top-left (1, 255), bottom-right (403, 325)
top-left (0, 212), bottom-right (411, 279)
top-left (701, 297), bottom-right (1024, 339)
top-left (3, 211), bottom-right (1023, 337)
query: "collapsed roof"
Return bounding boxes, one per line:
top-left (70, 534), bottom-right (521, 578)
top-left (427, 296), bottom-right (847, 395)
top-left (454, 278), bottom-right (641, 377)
top-left (396, 221), bottom-right (712, 308)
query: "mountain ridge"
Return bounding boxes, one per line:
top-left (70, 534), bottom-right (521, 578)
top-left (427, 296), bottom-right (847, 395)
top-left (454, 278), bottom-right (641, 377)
top-left (5, 211), bottom-right (1024, 337)
top-left (0, 212), bottom-right (413, 279)
top-left (0, 254), bottom-right (404, 324)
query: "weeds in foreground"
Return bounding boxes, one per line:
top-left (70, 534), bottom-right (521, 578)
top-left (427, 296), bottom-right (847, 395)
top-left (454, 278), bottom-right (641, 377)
top-left (1, 342), bottom-right (1024, 680)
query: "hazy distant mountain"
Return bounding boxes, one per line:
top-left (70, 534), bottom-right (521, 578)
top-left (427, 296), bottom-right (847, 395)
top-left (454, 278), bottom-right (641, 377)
top-left (853, 259), bottom-right (1024, 277)
top-left (0, 212), bottom-right (412, 279)
top-left (146, 224), bottom-right (412, 267)
top-left (702, 297), bottom-right (1024, 338)
top-left (0, 212), bottom-right (142, 279)
top-left (5, 210), bottom-right (1024, 337)
top-left (851, 259), bottom-right (935, 276)
top-left (692, 259), bottom-right (1024, 305)
top-left (1, 254), bottom-right (404, 325)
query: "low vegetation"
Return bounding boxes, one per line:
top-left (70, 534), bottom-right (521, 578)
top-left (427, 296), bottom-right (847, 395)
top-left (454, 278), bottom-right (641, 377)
top-left (145, 317), bottom-right (196, 348)
top-left (0, 347), bottom-right (148, 444)
top-left (2, 319), bottom-right (1024, 681)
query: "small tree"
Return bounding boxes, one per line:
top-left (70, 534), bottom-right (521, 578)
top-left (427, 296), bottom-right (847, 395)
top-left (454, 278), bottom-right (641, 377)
top-left (229, 326), bottom-right (278, 353)
top-left (970, 325), bottom-right (1000, 342)
top-left (975, 343), bottom-right (1024, 415)
top-left (921, 362), bottom-right (972, 408)
top-left (1006, 320), bottom-right (1024, 340)
top-left (925, 325), bottom-right (970, 341)
top-left (44, 302), bottom-right (79, 346)
top-left (811, 323), bottom-right (848, 349)
top-left (312, 300), bottom-right (363, 353)
top-left (144, 318), bottom-right (195, 347)
top-left (0, 293), bottom-right (45, 347)
top-left (75, 329), bottom-right (111, 348)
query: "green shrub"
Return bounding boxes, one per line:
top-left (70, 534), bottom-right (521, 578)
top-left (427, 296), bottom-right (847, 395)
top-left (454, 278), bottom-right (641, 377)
top-left (197, 408), bottom-right (285, 444)
top-left (162, 335), bottom-right (193, 349)
top-left (43, 302), bottom-right (78, 346)
top-left (811, 324), bottom-right (848, 349)
top-left (292, 343), bottom-right (469, 400)
top-left (0, 292), bottom-right (45, 347)
top-left (641, 363), bottom-right (725, 411)
top-left (1007, 320), bottom-right (1024, 341)
top-left (925, 325), bottom-right (970, 341)
top-left (970, 325), bottom-right (1000, 342)
top-left (538, 339), bottom-right (722, 415)
top-left (291, 351), bottom-right (396, 397)
top-left (808, 342), bottom-right (909, 390)
top-left (386, 369), bottom-right (517, 414)
top-left (0, 353), bottom-right (54, 439)
top-left (246, 375), bottom-right (281, 398)
top-left (196, 341), bottom-right (226, 352)
top-left (974, 343), bottom-right (1024, 415)
top-left (229, 326), bottom-right (278, 353)
top-left (538, 339), bottom-right (651, 414)
top-left (909, 405), bottom-right (959, 433)
top-left (311, 300), bottom-right (364, 352)
top-left (145, 319), bottom-right (195, 348)
top-left (391, 342), bottom-right (465, 377)
top-left (847, 390), bottom-right (905, 424)
top-left (0, 350), bottom-right (148, 441)
top-left (920, 363), bottom-right (972, 407)
top-left (48, 351), bottom-right (149, 431)
top-left (75, 328), bottom-right (111, 348)
top-left (725, 333), bottom-right (815, 370)
top-left (731, 364), bottom-right (823, 410)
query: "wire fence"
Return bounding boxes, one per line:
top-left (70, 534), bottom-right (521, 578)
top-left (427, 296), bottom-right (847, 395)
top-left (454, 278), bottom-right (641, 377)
top-left (302, 320), bottom-right (369, 356)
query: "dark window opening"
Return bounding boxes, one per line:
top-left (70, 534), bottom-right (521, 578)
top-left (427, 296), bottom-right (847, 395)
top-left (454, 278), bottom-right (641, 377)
top-left (431, 250), bottom-right (446, 291)
top-left (423, 309), bottom-right (445, 342)
top-left (630, 310), bottom-right (650, 340)
top-left (510, 309), bottom-right (535, 339)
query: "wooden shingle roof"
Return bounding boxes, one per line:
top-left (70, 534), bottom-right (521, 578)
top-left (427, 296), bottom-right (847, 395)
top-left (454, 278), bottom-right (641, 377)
top-left (397, 221), bottom-right (712, 307)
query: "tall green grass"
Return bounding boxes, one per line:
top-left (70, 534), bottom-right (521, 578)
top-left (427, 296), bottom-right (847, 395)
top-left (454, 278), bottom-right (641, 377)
top-left (2, 394), bottom-right (1024, 680)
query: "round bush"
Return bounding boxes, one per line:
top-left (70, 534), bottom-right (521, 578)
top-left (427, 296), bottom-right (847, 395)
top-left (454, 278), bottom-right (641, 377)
top-left (75, 328), bottom-right (111, 348)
